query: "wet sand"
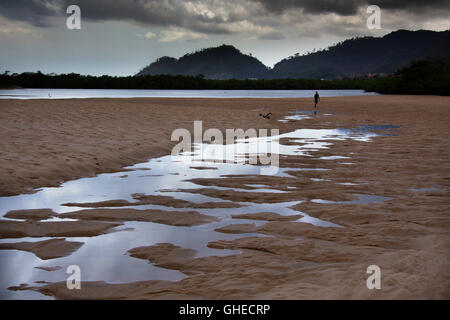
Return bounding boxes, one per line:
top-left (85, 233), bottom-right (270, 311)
top-left (0, 97), bottom-right (280, 196)
top-left (0, 219), bottom-right (122, 239)
top-left (0, 238), bottom-right (83, 260)
top-left (4, 207), bottom-right (218, 227)
top-left (0, 95), bottom-right (449, 299)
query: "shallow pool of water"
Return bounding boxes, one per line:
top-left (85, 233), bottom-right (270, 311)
top-left (311, 194), bottom-right (391, 205)
top-left (0, 125), bottom-right (392, 299)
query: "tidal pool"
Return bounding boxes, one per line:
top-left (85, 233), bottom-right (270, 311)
top-left (277, 110), bottom-right (335, 122)
top-left (0, 126), bottom-right (392, 299)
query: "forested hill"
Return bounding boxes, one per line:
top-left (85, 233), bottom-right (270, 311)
top-left (272, 29), bottom-right (450, 79)
top-left (136, 45), bottom-right (269, 79)
top-left (136, 30), bottom-right (450, 79)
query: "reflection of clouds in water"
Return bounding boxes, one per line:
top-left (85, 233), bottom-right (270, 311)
top-left (0, 250), bottom-right (53, 300)
top-left (278, 114), bottom-right (311, 122)
top-left (311, 194), bottom-right (391, 205)
top-left (320, 156), bottom-right (350, 160)
top-left (178, 128), bottom-right (377, 166)
top-left (0, 126), bottom-right (383, 298)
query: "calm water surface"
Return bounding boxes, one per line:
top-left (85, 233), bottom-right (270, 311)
top-left (0, 89), bottom-right (378, 99)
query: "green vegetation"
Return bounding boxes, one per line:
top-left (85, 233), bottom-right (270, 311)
top-left (363, 59), bottom-right (450, 95)
top-left (0, 71), bottom-right (370, 90)
top-left (1, 59), bottom-right (449, 95)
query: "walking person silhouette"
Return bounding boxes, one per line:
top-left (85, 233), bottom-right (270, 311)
top-left (314, 91), bottom-right (320, 114)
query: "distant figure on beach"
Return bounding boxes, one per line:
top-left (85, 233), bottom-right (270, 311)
top-left (259, 112), bottom-right (272, 119)
top-left (314, 91), bottom-right (320, 109)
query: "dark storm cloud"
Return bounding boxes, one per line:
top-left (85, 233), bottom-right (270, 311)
top-left (251, 0), bottom-right (450, 15)
top-left (251, 0), bottom-right (361, 15)
top-left (371, 0), bottom-right (450, 11)
top-left (0, 0), bottom-right (448, 32)
top-left (0, 0), bottom-right (60, 26)
top-left (62, 1), bottom-right (203, 26)
top-left (0, 0), bottom-right (235, 33)
top-left (61, 0), bottom-right (238, 34)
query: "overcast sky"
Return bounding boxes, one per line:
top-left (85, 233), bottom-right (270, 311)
top-left (1, 0), bottom-right (449, 76)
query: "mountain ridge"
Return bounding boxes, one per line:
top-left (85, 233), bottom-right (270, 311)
top-left (136, 29), bottom-right (450, 80)
top-left (137, 45), bottom-right (269, 80)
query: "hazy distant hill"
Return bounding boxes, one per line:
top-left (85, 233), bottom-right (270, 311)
top-left (136, 30), bottom-right (450, 79)
top-left (272, 30), bottom-right (450, 79)
top-left (136, 45), bottom-right (269, 79)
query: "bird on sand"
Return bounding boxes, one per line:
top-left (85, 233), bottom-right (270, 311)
top-left (259, 112), bottom-right (272, 119)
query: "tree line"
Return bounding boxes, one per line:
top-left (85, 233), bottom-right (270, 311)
top-left (1, 59), bottom-right (448, 95)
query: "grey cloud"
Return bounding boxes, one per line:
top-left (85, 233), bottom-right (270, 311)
top-left (251, 0), bottom-right (361, 15)
top-left (0, 0), bottom-right (239, 33)
top-left (0, 0), bottom-right (61, 26)
top-left (258, 32), bottom-right (285, 40)
top-left (371, 0), bottom-right (450, 11)
top-left (61, 0), bottom-right (241, 34)
top-left (251, 0), bottom-right (450, 15)
top-left (0, 0), bottom-right (448, 34)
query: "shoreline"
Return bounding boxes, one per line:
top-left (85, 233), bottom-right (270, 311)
top-left (0, 89), bottom-right (378, 101)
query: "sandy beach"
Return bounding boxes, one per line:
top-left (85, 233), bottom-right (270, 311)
top-left (0, 95), bottom-right (449, 299)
